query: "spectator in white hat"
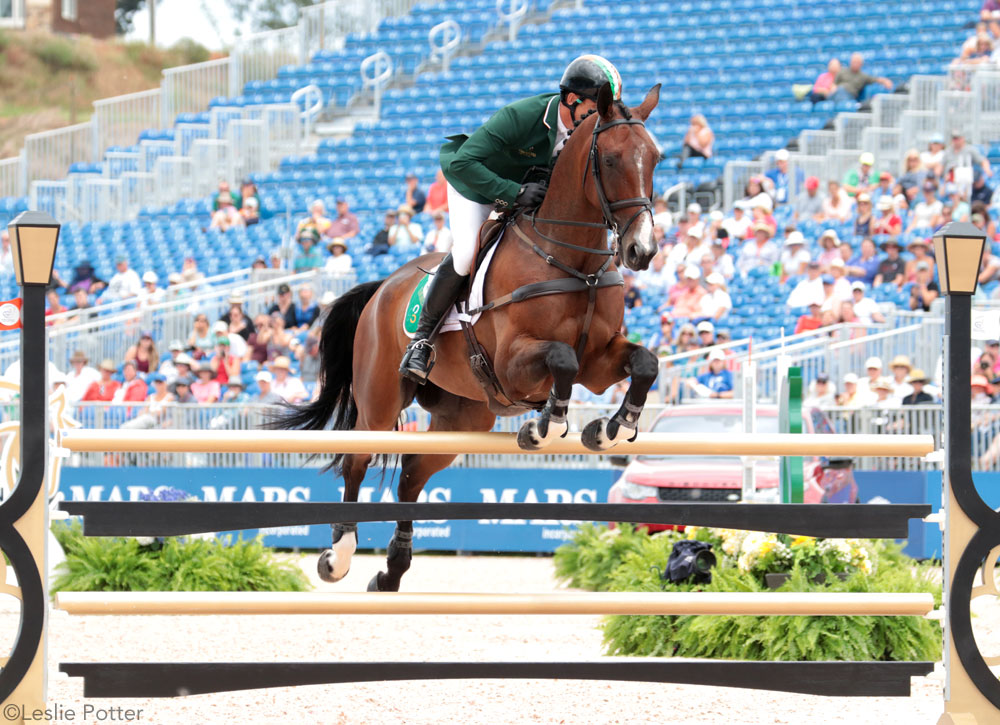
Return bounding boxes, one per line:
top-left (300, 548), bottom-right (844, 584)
top-left (685, 202), bottom-right (702, 226)
top-left (253, 370), bottom-right (284, 405)
top-left (269, 356), bottom-right (307, 404)
top-left (157, 340), bottom-right (187, 383)
top-left (859, 356), bottom-right (884, 396)
top-left (722, 202), bottom-right (752, 240)
top-left (64, 350), bottom-right (100, 404)
top-left (695, 320), bottom-right (715, 347)
top-left (699, 272), bottom-right (732, 320)
top-left (850, 282), bottom-right (884, 325)
top-left (779, 230), bottom-right (811, 277)
top-left (213, 319), bottom-right (247, 358)
top-left (765, 148), bottom-right (804, 206)
top-left (324, 237), bottom-right (354, 275)
top-left (872, 196), bottom-right (902, 236)
top-left (787, 262), bottom-right (824, 309)
top-left (666, 223), bottom-right (710, 280)
top-left (137, 271), bottom-right (163, 308)
top-left (837, 372), bottom-right (874, 408)
top-left (688, 349), bottom-right (733, 399)
top-left (736, 222), bottom-right (779, 278)
top-left (669, 266), bottom-right (708, 319)
top-left (827, 258), bottom-right (853, 304)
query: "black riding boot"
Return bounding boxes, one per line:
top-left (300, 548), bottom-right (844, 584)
top-left (399, 254), bottom-right (468, 383)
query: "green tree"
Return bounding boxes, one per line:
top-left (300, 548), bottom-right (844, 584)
top-left (115, 0), bottom-right (150, 35)
top-left (225, 0), bottom-right (316, 33)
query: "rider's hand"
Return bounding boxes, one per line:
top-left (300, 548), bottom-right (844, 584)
top-left (515, 182), bottom-right (547, 208)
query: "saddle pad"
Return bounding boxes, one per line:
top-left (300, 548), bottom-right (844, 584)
top-left (403, 230), bottom-right (502, 338)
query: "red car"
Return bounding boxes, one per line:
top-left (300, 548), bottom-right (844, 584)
top-left (607, 404), bottom-right (854, 532)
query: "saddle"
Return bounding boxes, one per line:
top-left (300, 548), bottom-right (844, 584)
top-left (469, 213), bottom-right (513, 283)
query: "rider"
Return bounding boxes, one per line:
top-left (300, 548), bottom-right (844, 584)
top-left (399, 54), bottom-right (624, 383)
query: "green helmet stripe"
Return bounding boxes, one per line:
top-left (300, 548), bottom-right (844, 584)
top-left (580, 54), bottom-right (621, 99)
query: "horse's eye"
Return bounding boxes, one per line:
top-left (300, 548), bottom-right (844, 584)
top-left (604, 157), bottom-right (615, 167)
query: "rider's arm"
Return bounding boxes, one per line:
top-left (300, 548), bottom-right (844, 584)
top-left (446, 107), bottom-right (525, 207)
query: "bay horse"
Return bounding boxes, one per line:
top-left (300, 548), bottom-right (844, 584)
top-left (274, 82), bottom-right (662, 592)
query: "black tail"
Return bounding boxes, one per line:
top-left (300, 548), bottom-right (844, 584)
top-left (268, 280), bottom-right (384, 470)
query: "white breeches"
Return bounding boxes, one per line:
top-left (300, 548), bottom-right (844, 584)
top-left (446, 181), bottom-right (494, 276)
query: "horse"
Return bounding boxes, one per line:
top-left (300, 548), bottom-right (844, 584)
top-left (274, 82), bottom-right (663, 592)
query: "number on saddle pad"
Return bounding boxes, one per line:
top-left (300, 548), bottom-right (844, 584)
top-left (404, 273), bottom-right (432, 335)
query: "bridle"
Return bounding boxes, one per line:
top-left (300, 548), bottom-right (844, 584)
top-left (522, 111), bottom-right (655, 266)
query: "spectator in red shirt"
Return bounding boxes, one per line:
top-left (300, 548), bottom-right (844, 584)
top-left (82, 359), bottom-right (121, 401)
top-left (794, 301), bottom-right (825, 334)
top-left (113, 359), bottom-right (149, 405)
top-left (671, 266), bottom-right (708, 319)
top-left (210, 337), bottom-right (241, 385)
top-left (871, 196), bottom-right (902, 236)
top-left (425, 169), bottom-right (449, 215)
top-left (45, 289), bottom-right (69, 326)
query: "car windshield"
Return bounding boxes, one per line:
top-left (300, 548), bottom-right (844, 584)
top-left (638, 413), bottom-right (780, 462)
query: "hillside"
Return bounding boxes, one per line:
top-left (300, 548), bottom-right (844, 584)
top-left (0, 30), bottom-right (217, 159)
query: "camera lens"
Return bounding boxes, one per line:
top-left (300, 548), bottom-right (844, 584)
top-left (693, 550), bottom-right (717, 573)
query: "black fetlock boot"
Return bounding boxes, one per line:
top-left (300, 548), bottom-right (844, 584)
top-left (399, 254), bottom-right (468, 383)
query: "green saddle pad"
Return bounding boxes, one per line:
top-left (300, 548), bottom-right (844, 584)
top-left (404, 272), bottom-right (432, 335)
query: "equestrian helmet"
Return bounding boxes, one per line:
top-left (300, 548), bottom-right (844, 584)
top-left (559, 55), bottom-right (622, 102)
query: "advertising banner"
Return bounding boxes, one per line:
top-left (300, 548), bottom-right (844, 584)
top-left (59, 467), bottom-right (618, 553)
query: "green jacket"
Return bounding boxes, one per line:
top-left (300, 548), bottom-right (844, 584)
top-left (440, 93), bottom-right (561, 207)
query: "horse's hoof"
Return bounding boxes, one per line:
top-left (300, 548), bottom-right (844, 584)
top-left (517, 419), bottom-right (545, 451)
top-left (317, 549), bottom-right (349, 583)
top-left (517, 417), bottom-right (568, 451)
top-left (367, 572), bottom-right (385, 592)
top-left (581, 417), bottom-right (617, 452)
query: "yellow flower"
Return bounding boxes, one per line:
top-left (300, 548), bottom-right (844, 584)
top-left (686, 526), bottom-right (699, 540)
top-left (791, 536), bottom-right (815, 547)
top-left (760, 541), bottom-right (774, 555)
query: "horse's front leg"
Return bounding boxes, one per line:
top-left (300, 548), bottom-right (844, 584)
top-left (581, 338), bottom-right (659, 451)
top-left (505, 340), bottom-right (578, 450)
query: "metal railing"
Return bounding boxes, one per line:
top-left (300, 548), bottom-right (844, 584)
top-left (92, 89), bottom-right (162, 159)
top-left (299, 0), bottom-right (444, 61)
top-left (162, 57), bottom-right (232, 120)
top-left (22, 122), bottom-right (96, 186)
top-left (360, 51), bottom-right (394, 119)
top-left (46, 402), bottom-right (956, 474)
top-left (0, 154), bottom-right (26, 199)
top-left (0, 268), bottom-right (357, 372)
top-left (429, 19), bottom-right (461, 73)
top-left (231, 26), bottom-right (302, 92)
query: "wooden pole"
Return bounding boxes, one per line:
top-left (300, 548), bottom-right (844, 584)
top-left (59, 430), bottom-right (936, 458)
top-left (55, 591), bottom-right (936, 617)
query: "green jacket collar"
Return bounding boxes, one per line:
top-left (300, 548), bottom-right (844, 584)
top-left (542, 95), bottom-right (560, 145)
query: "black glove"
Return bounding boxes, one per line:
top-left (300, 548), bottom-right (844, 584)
top-left (515, 182), bottom-right (547, 208)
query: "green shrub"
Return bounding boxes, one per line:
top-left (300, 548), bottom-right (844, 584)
top-left (555, 524), bottom-right (942, 662)
top-left (33, 38), bottom-right (95, 72)
top-left (169, 38), bottom-right (210, 66)
top-left (52, 520), bottom-right (311, 592)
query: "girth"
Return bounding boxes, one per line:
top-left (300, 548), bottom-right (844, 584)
top-left (457, 223), bottom-right (624, 411)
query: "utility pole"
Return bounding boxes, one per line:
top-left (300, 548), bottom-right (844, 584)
top-left (149, 0), bottom-right (156, 46)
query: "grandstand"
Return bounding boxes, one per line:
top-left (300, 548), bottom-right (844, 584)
top-left (0, 0), bottom-right (989, 376)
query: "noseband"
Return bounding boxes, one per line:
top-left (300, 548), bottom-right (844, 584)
top-left (525, 113), bottom-right (655, 260)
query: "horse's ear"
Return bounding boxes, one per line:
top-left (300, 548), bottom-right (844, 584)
top-left (597, 82), bottom-right (614, 121)
top-left (634, 84), bottom-right (661, 121)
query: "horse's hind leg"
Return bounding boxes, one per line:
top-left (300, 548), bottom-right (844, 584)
top-left (368, 392), bottom-right (496, 592)
top-left (318, 381), bottom-right (409, 583)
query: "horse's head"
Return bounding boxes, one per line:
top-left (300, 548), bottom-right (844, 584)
top-left (587, 82), bottom-right (662, 272)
